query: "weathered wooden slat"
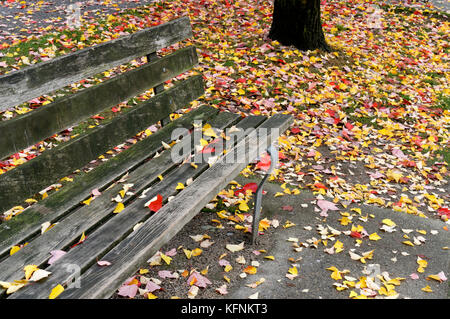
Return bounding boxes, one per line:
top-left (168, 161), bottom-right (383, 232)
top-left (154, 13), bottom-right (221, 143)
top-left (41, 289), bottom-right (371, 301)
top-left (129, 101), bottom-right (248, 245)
top-left (0, 16), bottom-right (193, 111)
top-left (147, 52), bottom-right (170, 127)
top-left (0, 75), bottom-right (205, 214)
top-left (57, 114), bottom-right (293, 299)
top-left (9, 114), bottom-right (264, 299)
top-left (0, 46), bottom-right (199, 160)
top-left (0, 105), bottom-right (218, 258)
top-left (0, 111), bottom-right (241, 287)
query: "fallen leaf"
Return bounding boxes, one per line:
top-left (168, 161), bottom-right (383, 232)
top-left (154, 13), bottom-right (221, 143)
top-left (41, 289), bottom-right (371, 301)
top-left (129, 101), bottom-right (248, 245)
top-left (49, 284), bottom-right (64, 299)
top-left (226, 242), bottom-right (245, 252)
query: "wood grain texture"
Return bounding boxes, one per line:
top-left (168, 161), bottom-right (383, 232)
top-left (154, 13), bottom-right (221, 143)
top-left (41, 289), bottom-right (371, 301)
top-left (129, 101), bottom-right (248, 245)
top-left (0, 17), bottom-right (193, 111)
top-left (0, 110), bottom-right (235, 286)
top-left (0, 75), bottom-right (205, 214)
top-left (0, 46), bottom-right (199, 160)
top-left (0, 105), bottom-right (218, 258)
top-left (57, 114), bottom-right (293, 299)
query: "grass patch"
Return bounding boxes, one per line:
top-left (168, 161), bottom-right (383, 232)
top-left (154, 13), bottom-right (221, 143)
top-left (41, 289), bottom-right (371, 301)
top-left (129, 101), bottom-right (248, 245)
top-left (432, 94), bottom-right (450, 111)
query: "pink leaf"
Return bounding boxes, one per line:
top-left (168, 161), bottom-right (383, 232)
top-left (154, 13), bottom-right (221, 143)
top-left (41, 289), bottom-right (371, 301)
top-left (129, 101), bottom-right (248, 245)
top-left (282, 205), bottom-right (294, 212)
top-left (97, 260), bottom-right (111, 267)
top-left (187, 271), bottom-right (212, 288)
top-left (219, 259), bottom-right (230, 267)
top-left (410, 273), bottom-right (419, 280)
top-left (48, 250), bottom-right (66, 265)
top-left (145, 281), bottom-right (161, 293)
top-left (215, 284), bottom-right (228, 295)
top-left (369, 172), bottom-right (385, 179)
top-left (91, 188), bottom-right (102, 196)
top-left (317, 199), bottom-right (339, 213)
top-left (437, 271), bottom-right (447, 282)
top-left (164, 248), bottom-right (177, 257)
top-left (158, 270), bottom-right (177, 279)
top-left (392, 147), bottom-right (407, 159)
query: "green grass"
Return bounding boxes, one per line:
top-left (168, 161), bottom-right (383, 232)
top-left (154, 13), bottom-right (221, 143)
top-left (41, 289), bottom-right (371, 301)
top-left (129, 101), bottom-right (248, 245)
top-left (433, 94), bottom-right (450, 111)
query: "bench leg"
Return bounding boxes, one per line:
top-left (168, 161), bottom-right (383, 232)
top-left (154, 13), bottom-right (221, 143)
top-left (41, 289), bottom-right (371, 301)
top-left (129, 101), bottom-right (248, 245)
top-left (251, 144), bottom-right (278, 244)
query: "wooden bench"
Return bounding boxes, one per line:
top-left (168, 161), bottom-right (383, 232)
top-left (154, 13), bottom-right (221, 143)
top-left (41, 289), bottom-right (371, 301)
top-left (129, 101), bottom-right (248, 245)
top-left (0, 16), bottom-right (292, 299)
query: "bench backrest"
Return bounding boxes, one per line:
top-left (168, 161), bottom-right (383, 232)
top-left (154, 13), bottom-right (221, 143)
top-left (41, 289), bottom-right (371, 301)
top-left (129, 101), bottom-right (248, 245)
top-left (0, 16), bottom-right (204, 213)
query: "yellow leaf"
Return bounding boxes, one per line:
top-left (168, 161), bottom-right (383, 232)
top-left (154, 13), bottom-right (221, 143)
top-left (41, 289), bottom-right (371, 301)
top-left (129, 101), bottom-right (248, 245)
top-left (283, 220), bottom-right (296, 229)
top-left (243, 266), bottom-right (257, 274)
top-left (382, 219), bottom-right (396, 227)
top-left (49, 284), bottom-right (65, 299)
top-left (403, 240), bottom-right (414, 247)
top-left (288, 266), bottom-right (298, 275)
top-left (333, 240), bottom-right (344, 253)
top-left (24, 265), bottom-right (39, 280)
top-left (199, 138), bottom-right (208, 147)
top-left (183, 249), bottom-right (192, 259)
top-left (340, 216), bottom-right (351, 226)
top-left (369, 233), bottom-right (381, 241)
top-left (113, 202), bottom-right (125, 214)
top-left (139, 269), bottom-right (149, 275)
top-left (224, 265), bottom-right (233, 272)
top-left (82, 197), bottom-right (93, 206)
top-left (426, 274), bottom-right (443, 283)
top-left (192, 248), bottom-right (203, 256)
top-left (160, 252), bottom-right (172, 265)
top-left (147, 293), bottom-right (158, 299)
top-left (42, 192), bottom-right (48, 200)
top-left (264, 255), bottom-right (275, 260)
top-left (421, 285), bottom-right (433, 293)
top-left (223, 275), bottom-right (231, 283)
top-left (258, 218), bottom-right (271, 231)
top-left (201, 266), bottom-right (209, 275)
top-left (238, 201), bottom-right (249, 212)
top-left (327, 266), bottom-right (342, 280)
top-left (119, 190), bottom-right (125, 198)
top-left (10, 246), bottom-right (21, 256)
top-left (203, 127), bottom-right (218, 138)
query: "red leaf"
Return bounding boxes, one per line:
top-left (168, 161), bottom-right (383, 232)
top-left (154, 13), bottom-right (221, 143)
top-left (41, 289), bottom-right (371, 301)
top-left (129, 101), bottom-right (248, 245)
top-left (148, 194), bottom-right (163, 212)
top-left (290, 127), bottom-right (301, 134)
top-left (234, 183), bottom-right (258, 196)
top-left (350, 231), bottom-right (362, 239)
top-left (438, 207), bottom-right (450, 218)
top-left (282, 205), bottom-right (294, 212)
top-left (345, 122), bottom-right (354, 130)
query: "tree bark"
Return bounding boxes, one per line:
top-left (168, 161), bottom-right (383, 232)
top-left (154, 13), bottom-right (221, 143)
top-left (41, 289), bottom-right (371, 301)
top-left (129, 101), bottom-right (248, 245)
top-left (269, 0), bottom-right (330, 52)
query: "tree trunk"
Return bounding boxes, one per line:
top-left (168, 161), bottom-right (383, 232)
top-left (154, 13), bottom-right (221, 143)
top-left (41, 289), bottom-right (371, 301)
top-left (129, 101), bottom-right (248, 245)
top-left (269, 0), bottom-right (330, 52)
